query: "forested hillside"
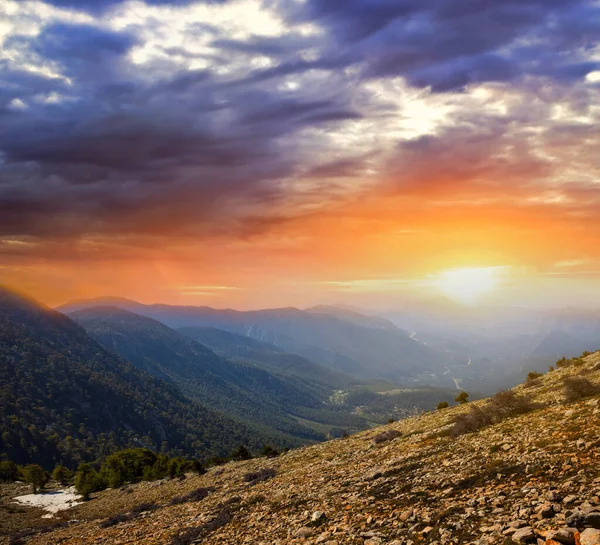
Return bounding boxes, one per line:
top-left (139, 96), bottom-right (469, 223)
top-left (59, 299), bottom-right (450, 382)
top-left (70, 306), bottom-right (363, 443)
top-left (0, 287), bottom-right (282, 468)
top-left (176, 326), bottom-right (355, 388)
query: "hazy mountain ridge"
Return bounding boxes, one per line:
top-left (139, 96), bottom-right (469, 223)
top-left (0, 287), bottom-right (290, 468)
top-left (59, 298), bottom-right (454, 383)
top-left (176, 325), bottom-right (356, 388)
top-left (70, 306), bottom-right (367, 443)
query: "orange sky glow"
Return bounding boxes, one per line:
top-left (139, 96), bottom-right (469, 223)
top-left (0, 0), bottom-right (599, 310)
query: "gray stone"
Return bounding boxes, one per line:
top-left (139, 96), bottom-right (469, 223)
top-left (512, 526), bottom-right (536, 543)
top-left (585, 512), bottom-right (600, 529)
top-left (545, 528), bottom-right (577, 545)
top-left (311, 511), bottom-right (327, 525)
top-left (295, 527), bottom-right (316, 538)
top-left (538, 503), bottom-right (555, 518)
top-left (580, 528), bottom-right (600, 545)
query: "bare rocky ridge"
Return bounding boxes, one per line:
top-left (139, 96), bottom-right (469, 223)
top-left (11, 353), bottom-right (600, 545)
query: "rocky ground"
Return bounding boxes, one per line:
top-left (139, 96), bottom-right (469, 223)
top-left (4, 352), bottom-right (600, 545)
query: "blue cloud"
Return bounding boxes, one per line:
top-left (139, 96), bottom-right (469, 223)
top-left (285, 0), bottom-right (598, 90)
top-left (44, 0), bottom-right (216, 12)
top-left (0, 0), bottom-right (598, 242)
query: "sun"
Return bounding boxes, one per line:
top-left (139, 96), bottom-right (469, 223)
top-left (429, 267), bottom-right (507, 305)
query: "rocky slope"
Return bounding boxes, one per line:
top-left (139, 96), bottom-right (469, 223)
top-left (8, 352), bottom-right (600, 545)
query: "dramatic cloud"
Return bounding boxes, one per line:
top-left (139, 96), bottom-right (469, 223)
top-left (0, 0), bottom-right (599, 305)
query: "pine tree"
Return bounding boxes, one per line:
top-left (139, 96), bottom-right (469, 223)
top-left (455, 391), bottom-right (469, 405)
top-left (24, 464), bottom-right (47, 494)
top-left (51, 464), bottom-right (71, 486)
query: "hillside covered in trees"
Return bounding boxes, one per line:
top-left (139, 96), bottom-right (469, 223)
top-left (0, 287), bottom-right (287, 469)
top-left (70, 306), bottom-right (361, 443)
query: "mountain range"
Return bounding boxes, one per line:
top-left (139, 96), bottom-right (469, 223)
top-left (1, 286), bottom-right (462, 469)
top-left (0, 287), bottom-right (271, 468)
top-left (59, 297), bottom-right (455, 383)
top-left (69, 306), bottom-right (365, 443)
top-left (3, 285), bottom-right (599, 471)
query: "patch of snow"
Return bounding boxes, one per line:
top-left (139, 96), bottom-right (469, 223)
top-left (13, 487), bottom-right (83, 518)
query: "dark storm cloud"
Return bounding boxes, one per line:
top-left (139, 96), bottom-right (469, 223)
top-left (283, 0), bottom-right (598, 90)
top-left (0, 7), bottom-right (366, 239)
top-left (0, 0), bottom-right (598, 244)
top-left (33, 23), bottom-right (137, 63)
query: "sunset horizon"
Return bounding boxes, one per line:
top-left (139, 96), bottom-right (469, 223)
top-left (1, 3), bottom-right (600, 539)
top-left (1, 0), bottom-right (599, 310)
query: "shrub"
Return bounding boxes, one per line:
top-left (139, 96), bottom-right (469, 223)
top-left (452, 390), bottom-right (538, 437)
top-left (373, 429), bottom-right (402, 444)
top-left (455, 391), bottom-right (469, 405)
top-left (169, 487), bottom-right (213, 506)
top-left (524, 371), bottom-right (543, 388)
top-left (170, 508), bottom-right (233, 545)
top-left (230, 445), bottom-right (252, 461)
top-left (452, 405), bottom-right (490, 437)
top-left (99, 503), bottom-right (159, 528)
top-left (0, 460), bottom-right (19, 483)
top-left (190, 460), bottom-right (206, 475)
top-left (563, 376), bottom-right (600, 402)
top-left (99, 513), bottom-right (130, 528)
top-left (23, 464), bottom-right (47, 494)
top-left (260, 445), bottom-right (280, 458)
top-left (74, 463), bottom-right (105, 500)
top-left (556, 357), bottom-right (572, 369)
top-left (243, 468), bottom-right (276, 485)
top-left (130, 502), bottom-right (159, 515)
top-left (52, 465), bottom-right (72, 486)
top-left (437, 401), bottom-right (449, 410)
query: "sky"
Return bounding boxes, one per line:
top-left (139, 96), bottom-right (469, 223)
top-left (0, 0), bottom-right (599, 310)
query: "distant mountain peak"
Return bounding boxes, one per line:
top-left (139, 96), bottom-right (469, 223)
top-left (57, 296), bottom-right (143, 313)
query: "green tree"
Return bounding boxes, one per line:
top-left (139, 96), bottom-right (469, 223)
top-left (230, 444), bottom-right (252, 461)
top-left (24, 464), bottom-right (47, 494)
top-left (191, 459), bottom-right (206, 475)
top-left (526, 371), bottom-right (543, 382)
top-left (261, 445), bottom-right (280, 458)
top-left (0, 460), bottom-right (19, 482)
top-left (455, 391), bottom-right (469, 405)
top-left (437, 401), bottom-right (449, 410)
top-left (168, 458), bottom-right (182, 479)
top-left (74, 463), bottom-right (104, 500)
top-left (51, 464), bottom-right (72, 486)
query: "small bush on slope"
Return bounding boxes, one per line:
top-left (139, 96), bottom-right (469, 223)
top-left (563, 376), bottom-right (600, 402)
top-left (243, 468), bottom-right (276, 485)
top-left (99, 503), bottom-right (159, 528)
top-left (169, 487), bottom-right (213, 506)
top-left (452, 390), bottom-right (539, 437)
top-left (373, 430), bottom-right (402, 444)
